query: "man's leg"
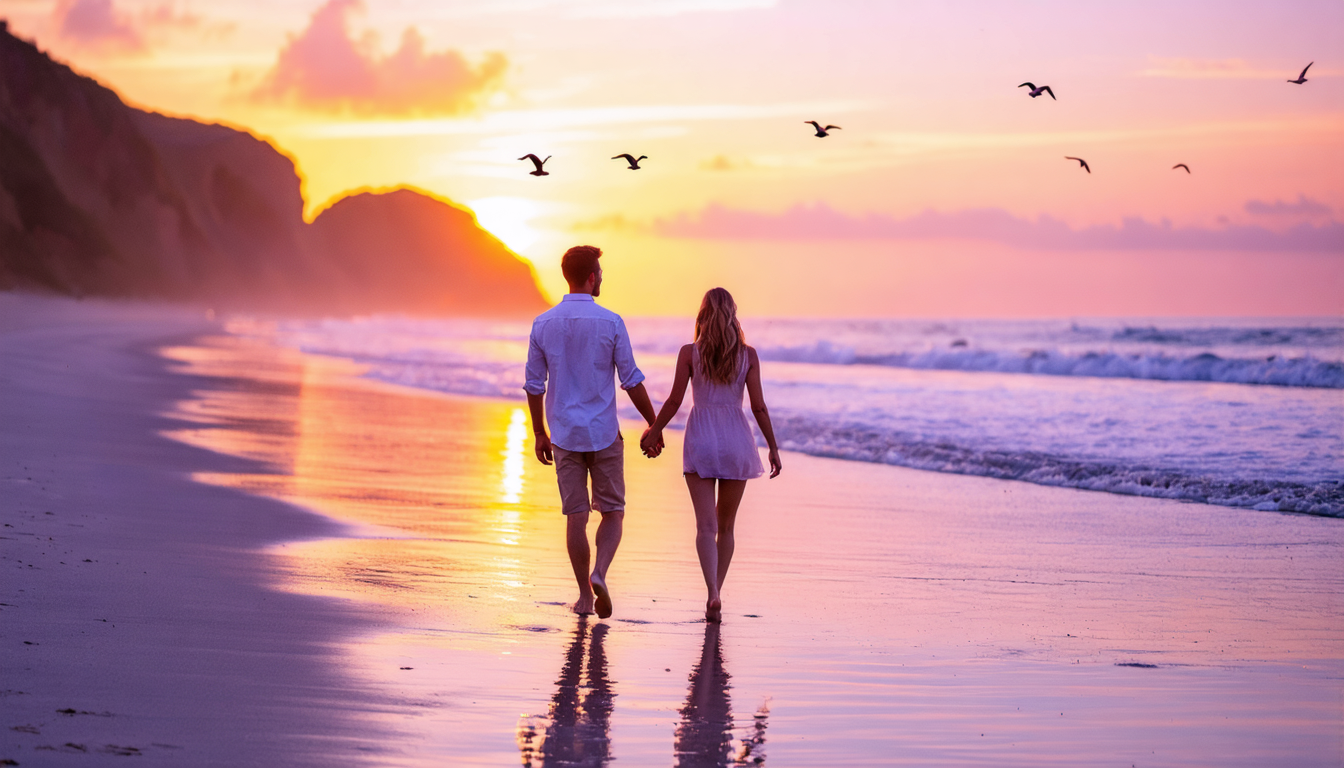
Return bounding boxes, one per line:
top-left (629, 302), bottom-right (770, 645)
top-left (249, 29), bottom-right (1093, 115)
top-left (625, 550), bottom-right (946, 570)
top-left (591, 510), bottom-right (624, 584)
top-left (567, 511), bottom-right (595, 615)
top-left (588, 436), bottom-right (626, 619)
top-left (555, 445), bottom-right (596, 615)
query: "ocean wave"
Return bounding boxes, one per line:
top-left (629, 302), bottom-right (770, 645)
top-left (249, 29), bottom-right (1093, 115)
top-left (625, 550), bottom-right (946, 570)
top-left (755, 343), bottom-right (1344, 388)
top-left (768, 413), bottom-right (1344, 517)
top-left (1109, 324), bottom-right (1344, 347)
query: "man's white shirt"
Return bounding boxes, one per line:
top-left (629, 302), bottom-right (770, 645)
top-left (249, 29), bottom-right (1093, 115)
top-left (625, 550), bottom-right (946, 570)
top-left (524, 294), bottom-right (645, 452)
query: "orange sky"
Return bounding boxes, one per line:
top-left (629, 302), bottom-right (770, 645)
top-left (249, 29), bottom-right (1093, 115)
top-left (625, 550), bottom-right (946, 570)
top-left (3, 0), bottom-right (1341, 316)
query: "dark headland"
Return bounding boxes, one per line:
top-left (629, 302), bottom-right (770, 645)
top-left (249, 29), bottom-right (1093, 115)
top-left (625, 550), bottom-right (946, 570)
top-left (0, 22), bottom-right (545, 316)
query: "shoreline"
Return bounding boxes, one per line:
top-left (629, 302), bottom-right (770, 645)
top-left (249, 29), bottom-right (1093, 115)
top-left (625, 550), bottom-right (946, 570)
top-left (0, 295), bottom-right (404, 766)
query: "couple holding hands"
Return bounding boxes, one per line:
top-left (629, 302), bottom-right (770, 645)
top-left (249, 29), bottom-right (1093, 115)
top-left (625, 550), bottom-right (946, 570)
top-left (524, 245), bottom-right (782, 623)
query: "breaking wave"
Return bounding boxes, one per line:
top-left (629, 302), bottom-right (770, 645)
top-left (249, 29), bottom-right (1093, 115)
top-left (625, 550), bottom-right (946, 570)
top-left (756, 343), bottom-right (1344, 388)
top-left (768, 413), bottom-right (1344, 517)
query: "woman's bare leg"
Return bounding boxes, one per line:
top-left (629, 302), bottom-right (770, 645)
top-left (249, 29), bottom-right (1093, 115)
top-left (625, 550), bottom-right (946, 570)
top-left (714, 480), bottom-right (747, 591)
top-left (684, 473), bottom-right (722, 620)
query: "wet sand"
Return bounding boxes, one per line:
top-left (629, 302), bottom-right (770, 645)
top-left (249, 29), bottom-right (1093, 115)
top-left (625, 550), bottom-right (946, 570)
top-left (3, 296), bottom-right (1342, 766)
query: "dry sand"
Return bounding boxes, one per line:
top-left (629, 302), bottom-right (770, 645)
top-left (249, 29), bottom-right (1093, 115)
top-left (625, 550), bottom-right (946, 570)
top-left (2, 294), bottom-right (1342, 766)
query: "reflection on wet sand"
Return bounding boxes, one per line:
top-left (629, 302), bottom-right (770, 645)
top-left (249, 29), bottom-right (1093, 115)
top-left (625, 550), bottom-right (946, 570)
top-left (676, 623), bottom-right (769, 768)
top-left (519, 618), bottom-right (615, 768)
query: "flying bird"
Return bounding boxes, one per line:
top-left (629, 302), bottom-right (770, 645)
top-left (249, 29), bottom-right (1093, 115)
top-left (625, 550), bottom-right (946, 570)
top-left (519, 154), bottom-right (551, 176)
top-left (1018, 82), bottom-right (1056, 100)
top-left (1172, 163), bottom-right (1191, 173)
top-left (805, 121), bottom-right (841, 137)
top-left (1065, 156), bottom-right (1090, 173)
top-left (1288, 62), bottom-right (1313, 84)
top-left (612, 154), bottom-right (647, 170)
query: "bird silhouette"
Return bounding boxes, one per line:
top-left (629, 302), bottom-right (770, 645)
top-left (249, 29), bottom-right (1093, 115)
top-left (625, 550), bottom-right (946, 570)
top-left (1288, 62), bottom-right (1313, 84)
top-left (805, 121), bottom-right (841, 137)
top-left (1172, 163), bottom-right (1191, 173)
top-left (1065, 156), bottom-right (1090, 173)
top-left (519, 154), bottom-right (551, 176)
top-left (612, 154), bottom-right (647, 170)
top-left (1019, 82), bottom-right (1056, 100)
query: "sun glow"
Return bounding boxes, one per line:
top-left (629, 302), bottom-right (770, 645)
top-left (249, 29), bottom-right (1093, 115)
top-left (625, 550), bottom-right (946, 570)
top-left (468, 197), bottom-right (543, 254)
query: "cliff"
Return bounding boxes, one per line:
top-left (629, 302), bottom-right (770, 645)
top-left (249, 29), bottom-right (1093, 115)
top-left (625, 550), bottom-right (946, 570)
top-left (0, 23), bottom-right (546, 315)
top-left (310, 189), bottom-right (546, 315)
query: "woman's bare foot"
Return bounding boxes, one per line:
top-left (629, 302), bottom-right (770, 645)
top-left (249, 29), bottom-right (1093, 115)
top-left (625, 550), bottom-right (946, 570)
top-left (572, 595), bottom-right (595, 615)
top-left (705, 597), bottom-right (722, 623)
top-left (590, 572), bottom-right (613, 619)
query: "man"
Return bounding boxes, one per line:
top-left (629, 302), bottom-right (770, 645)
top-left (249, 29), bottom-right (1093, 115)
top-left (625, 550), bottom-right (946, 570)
top-left (524, 245), bottom-right (659, 618)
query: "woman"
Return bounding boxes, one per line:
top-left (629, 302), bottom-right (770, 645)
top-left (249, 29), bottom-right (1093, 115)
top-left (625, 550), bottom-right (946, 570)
top-left (641, 288), bottom-right (782, 622)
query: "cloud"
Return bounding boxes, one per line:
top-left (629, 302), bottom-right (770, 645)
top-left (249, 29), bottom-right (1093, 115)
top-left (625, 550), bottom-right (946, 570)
top-left (141, 2), bottom-right (209, 31)
top-left (252, 0), bottom-right (506, 116)
top-left (651, 203), bottom-right (1344, 253)
top-left (51, 0), bottom-right (232, 53)
top-left (53, 0), bottom-right (145, 53)
top-left (294, 99), bottom-right (873, 138)
top-left (1244, 195), bottom-right (1333, 218)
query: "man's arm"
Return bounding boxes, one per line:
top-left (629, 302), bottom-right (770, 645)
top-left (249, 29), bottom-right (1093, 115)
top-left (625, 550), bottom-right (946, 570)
top-left (523, 322), bottom-right (552, 465)
top-left (527, 392), bottom-right (553, 465)
top-left (624, 382), bottom-right (657, 426)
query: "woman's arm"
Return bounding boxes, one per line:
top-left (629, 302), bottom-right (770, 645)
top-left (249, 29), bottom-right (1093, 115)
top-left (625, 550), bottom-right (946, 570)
top-left (640, 344), bottom-right (694, 455)
top-left (745, 346), bottom-right (782, 477)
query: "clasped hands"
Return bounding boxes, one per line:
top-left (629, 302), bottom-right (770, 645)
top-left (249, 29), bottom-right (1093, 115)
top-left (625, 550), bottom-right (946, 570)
top-left (639, 426), bottom-right (664, 458)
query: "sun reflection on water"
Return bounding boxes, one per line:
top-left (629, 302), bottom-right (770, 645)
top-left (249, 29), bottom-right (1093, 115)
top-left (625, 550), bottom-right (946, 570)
top-left (502, 407), bottom-right (527, 505)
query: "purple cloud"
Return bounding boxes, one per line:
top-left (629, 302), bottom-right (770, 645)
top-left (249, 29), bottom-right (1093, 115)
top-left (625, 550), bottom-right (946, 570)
top-left (252, 0), bottom-right (506, 116)
top-left (652, 203), bottom-right (1344, 252)
top-left (54, 0), bottom-right (144, 52)
top-left (1244, 195), bottom-right (1333, 218)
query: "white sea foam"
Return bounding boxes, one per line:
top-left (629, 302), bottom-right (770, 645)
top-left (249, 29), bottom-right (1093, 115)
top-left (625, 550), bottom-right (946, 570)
top-left (765, 413), bottom-right (1343, 517)
top-left (754, 343), bottom-right (1344, 388)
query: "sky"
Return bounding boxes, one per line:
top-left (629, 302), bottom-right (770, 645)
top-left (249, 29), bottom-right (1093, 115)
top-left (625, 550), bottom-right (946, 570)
top-left (2, 0), bottom-right (1342, 316)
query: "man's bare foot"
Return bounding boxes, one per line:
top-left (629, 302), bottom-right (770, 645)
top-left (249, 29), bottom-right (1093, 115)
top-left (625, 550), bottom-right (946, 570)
top-left (706, 597), bottom-right (722, 623)
top-left (572, 595), bottom-right (595, 615)
top-left (590, 572), bottom-right (613, 619)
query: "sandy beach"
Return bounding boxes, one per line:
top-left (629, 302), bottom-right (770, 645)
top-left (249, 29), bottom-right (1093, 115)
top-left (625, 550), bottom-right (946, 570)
top-left (3, 295), bottom-right (1342, 766)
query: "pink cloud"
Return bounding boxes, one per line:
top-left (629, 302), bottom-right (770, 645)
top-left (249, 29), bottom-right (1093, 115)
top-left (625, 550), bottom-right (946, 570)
top-left (252, 0), bottom-right (507, 116)
top-left (1244, 195), bottom-right (1333, 219)
top-left (652, 203), bottom-right (1344, 253)
top-left (53, 0), bottom-right (144, 53)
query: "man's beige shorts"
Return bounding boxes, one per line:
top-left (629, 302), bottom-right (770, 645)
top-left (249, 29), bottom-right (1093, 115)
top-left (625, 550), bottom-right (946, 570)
top-left (552, 435), bottom-right (625, 516)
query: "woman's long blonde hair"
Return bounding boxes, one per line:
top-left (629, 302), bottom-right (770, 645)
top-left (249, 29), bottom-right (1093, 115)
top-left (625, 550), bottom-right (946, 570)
top-left (694, 288), bottom-right (746, 384)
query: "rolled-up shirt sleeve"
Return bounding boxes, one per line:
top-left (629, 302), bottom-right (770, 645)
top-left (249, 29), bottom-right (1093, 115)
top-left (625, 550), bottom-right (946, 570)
top-left (523, 322), bottom-right (548, 395)
top-left (613, 318), bottom-right (645, 390)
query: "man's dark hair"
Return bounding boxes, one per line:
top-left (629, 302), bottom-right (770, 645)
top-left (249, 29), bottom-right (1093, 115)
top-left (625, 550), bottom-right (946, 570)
top-left (561, 245), bottom-right (602, 288)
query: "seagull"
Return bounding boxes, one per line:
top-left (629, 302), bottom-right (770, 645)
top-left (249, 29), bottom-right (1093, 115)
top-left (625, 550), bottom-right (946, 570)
top-left (1172, 163), bottom-right (1191, 173)
top-left (1288, 62), bottom-right (1312, 84)
top-left (1065, 156), bottom-right (1090, 173)
top-left (612, 153), bottom-right (647, 170)
top-left (1018, 82), bottom-right (1056, 100)
top-left (805, 121), bottom-right (841, 137)
top-left (519, 154), bottom-right (551, 176)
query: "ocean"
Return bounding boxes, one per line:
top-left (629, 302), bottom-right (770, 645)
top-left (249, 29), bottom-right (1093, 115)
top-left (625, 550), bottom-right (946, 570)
top-left (230, 315), bottom-right (1344, 517)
